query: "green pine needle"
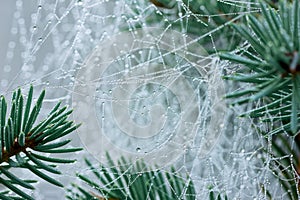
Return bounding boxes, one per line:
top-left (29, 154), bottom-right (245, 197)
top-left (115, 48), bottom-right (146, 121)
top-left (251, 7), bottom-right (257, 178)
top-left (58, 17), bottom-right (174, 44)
top-left (67, 153), bottom-right (196, 200)
top-left (220, 1), bottom-right (300, 134)
top-left (0, 86), bottom-right (81, 199)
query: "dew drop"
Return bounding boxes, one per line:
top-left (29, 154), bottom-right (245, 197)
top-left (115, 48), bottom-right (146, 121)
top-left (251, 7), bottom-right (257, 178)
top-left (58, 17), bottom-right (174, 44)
top-left (136, 147), bottom-right (141, 152)
top-left (76, 0), bottom-right (83, 6)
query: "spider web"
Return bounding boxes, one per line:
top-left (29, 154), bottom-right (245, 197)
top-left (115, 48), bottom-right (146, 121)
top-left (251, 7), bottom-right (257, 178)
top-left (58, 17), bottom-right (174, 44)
top-left (0, 0), bottom-right (289, 199)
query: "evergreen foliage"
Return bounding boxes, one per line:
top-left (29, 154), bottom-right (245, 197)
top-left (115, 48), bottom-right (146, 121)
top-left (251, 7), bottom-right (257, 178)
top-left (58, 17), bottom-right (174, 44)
top-left (0, 86), bottom-right (81, 199)
top-left (267, 134), bottom-right (300, 200)
top-left (220, 1), bottom-right (300, 199)
top-left (121, 0), bottom-right (252, 53)
top-left (220, 1), bottom-right (300, 135)
top-left (67, 153), bottom-right (195, 200)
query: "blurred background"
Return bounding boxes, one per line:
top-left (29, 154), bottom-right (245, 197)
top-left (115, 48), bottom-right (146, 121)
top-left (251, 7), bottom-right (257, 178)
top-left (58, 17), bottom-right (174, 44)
top-left (0, 1), bottom-right (14, 83)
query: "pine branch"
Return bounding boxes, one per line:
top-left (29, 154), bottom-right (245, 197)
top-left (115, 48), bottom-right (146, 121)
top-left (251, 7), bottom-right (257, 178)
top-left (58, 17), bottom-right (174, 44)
top-left (0, 85), bottom-right (82, 199)
top-left (217, 1), bottom-right (300, 199)
top-left (67, 152), bottom-right (196, 200)
top-left (259, 132), bottom-right (300, 200)
top-left (208, 184), bottom-right (228, 200)
top-left (220, 1), bottom-right (300, 135)
top-left (119, 0), bottom-right (252, 53)
top-left (147, 0), bottom-right (277, 53)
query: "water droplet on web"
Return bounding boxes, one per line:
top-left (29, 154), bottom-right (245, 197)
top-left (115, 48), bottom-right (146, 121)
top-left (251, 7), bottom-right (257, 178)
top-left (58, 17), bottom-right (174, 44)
top-left (208, 16), bottom-right (211, 23)
top-left (76, 0), bottom-right (83, 6)
top-left (256, 153), bottom-right (262, 159)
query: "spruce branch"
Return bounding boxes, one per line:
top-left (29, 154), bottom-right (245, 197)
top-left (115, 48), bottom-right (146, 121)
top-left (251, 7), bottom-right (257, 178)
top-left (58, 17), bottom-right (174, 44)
top-left (67, 152), bottom-right (196, 200)
top-left (208, 185), bottom-right (228, 200)
top-left (133, 0), bottom-right (254, 53)
top-left (220, 1), bottom-right (300, 134)
top-left (147, 0), bottom-right (277, 53)
top-left (0, 85), bottom-right (82, 199)
top-left (259, 133), bottom-right (300, 200)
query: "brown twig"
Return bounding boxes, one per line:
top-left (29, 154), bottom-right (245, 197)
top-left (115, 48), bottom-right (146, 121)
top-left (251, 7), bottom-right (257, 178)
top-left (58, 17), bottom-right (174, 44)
top-left (0, 133), bottom-right (41, 163)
